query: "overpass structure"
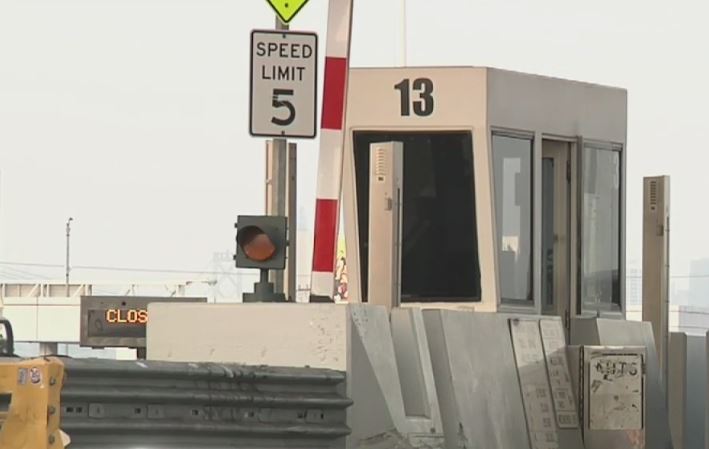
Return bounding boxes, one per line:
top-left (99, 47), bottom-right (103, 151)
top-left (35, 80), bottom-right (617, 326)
top-left (0, 281), bottom-right (206, 357)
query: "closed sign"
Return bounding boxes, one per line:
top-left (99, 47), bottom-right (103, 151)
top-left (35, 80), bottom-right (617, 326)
top-left (80, 296), bottom-right (207, 348)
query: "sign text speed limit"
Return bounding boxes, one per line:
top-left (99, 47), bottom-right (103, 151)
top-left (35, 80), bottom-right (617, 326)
top-left (249, 30), bottom-right (318, 139)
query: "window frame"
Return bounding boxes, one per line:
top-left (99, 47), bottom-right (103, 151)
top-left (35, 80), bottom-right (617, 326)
top-left (490, 129), bottom-right (536, 308)
top-left (577, 138), bottom-right (625, 317)
top-left (540, 155), bottom-right (557, 314)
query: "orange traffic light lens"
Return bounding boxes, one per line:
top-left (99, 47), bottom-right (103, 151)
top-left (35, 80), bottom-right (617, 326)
top-left (237, 226), bottom-right (276, 262)
top-left (244, 234), bottom-right (276, 261)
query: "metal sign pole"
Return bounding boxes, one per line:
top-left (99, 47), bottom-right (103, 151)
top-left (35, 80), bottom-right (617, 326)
top-left (400, 0), bottom-right (407, 67)
top-left (286, 142), bottom-right (297, 302)
top-left (265, 16), bottom-right (296, 301)
top-left (254, 2), bottom-right (313, 302)
top-left (266, 139), bottom-right (287, 296)
top-left (65, 217), bottom-right (73, 297)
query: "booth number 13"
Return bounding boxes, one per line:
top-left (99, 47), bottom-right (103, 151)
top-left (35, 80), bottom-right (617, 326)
top-left (394, 78), bottom-right (435, 117)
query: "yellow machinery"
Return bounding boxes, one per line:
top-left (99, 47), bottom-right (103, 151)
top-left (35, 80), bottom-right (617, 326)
top-left (0, 319), bottom-right (64, 448)
top-left (0, 357), bottom-right (66, 449)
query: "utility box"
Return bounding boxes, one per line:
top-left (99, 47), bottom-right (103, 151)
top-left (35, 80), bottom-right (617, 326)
top-left (568, 345), bottom-right (647, 449)
top-left (642, 176), bottom-right (670, 387)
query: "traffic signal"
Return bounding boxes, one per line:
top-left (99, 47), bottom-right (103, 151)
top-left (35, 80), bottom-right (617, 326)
top-left (234, 215), bottom-right (288, 270)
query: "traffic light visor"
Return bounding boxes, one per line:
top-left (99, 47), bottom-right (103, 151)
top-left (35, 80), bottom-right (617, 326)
top-left (237, 225), bottom-right (276, 262)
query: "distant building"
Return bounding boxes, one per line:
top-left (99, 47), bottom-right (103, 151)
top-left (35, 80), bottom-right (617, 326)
top-left (689, 258), bottom-right (709, 307)
top-left (671, 280), bottom-right (690, 306)
top-left (626, 263), bottom-right (642, 306)
top-left (627, 304), bottom-right (709, 336)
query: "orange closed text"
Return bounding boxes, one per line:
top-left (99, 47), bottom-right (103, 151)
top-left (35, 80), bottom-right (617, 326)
top-left (105, 309), bottom-right (148, 325)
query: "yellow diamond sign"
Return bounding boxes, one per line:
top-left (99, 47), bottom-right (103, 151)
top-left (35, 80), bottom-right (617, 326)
top-left (267, 0), bottom-right (310, 24)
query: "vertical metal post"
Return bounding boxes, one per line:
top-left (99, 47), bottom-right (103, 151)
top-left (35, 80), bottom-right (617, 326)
top-left (39, 342), bottom-right (58, 356)
top-left (266, 144), bottom-right (287, 297)
top-left (400, 0), bottom-right (407, 66)
top-left (65, 217), bottom-right (73, 297)
top-left (642, 176), bottom-right (670, 401)
top-left (265, 16), bottom-right (295, 300)
top-left (668, 332), bottom-right (686, 449)
top-left (243, 268), bottom-right (286, 303)
top-left (286, 142), bottom-right (297, 302)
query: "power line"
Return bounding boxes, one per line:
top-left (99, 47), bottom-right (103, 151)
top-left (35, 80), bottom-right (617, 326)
top-left (0, 263), bottom-right (49, 280)
top-left (0, 260), bottom-right (252, 277)
top-left (0, 268), bottom-right (46, 280)
top-left (0, 261), bottom-right (60, 269)
top-left (3, 259), bottom-right (709, 280)
top-left (627, 275), bottom-right (709, 279)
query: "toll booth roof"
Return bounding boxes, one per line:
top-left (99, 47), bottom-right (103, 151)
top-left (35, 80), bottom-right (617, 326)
top-left (350, 65), bottom-right (626, 92)
top-left (347, 66), bottom-right (627, 144)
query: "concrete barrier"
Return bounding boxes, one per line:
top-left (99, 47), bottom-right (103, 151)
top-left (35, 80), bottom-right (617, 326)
top-left (148, 303), bottom-right (445, 448)
top-left (571, 318), bottom-right (673, 449)
top-left (665, 331), bottom-right (708, 449)
top-left (150, 304), bottom-right (673, 449)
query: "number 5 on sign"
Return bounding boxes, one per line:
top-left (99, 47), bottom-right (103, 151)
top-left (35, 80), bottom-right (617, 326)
top-left (271, 89), bottom-right (296, 126)
top-left (250, 30), bottom-right (318, 139)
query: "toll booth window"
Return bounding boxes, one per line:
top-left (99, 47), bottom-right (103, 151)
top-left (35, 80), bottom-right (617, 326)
top-left (581, 144), bottom-right (622, 311)
top-left (492, 134), bottom-right (534, 303)
top-left (353, 131), bottom-right (481, 302)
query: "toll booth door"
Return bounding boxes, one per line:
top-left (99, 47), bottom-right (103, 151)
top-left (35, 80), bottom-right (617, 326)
top-left (352, 131), bottom-right (481, 304)
top-left (541, 140), bottom-right (572, 334)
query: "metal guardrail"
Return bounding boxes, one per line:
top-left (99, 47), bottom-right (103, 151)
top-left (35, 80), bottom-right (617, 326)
top-left (60, 358), bottom-right (352, 448)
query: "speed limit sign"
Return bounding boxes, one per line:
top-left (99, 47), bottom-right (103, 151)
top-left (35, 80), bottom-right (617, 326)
top-left (249, 30), bottom-right (318, 139)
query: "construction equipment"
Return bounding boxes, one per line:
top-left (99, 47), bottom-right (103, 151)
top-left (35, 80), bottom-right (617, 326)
top-left (0, 319), bottom-right (16, 358)
top-left (0, 319), bottom-right (65, 449)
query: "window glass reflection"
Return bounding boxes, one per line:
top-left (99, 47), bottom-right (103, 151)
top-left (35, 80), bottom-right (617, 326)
top-left (492, 135), bottom-right (534, 303)
top-left (581, 145), bottom-right (621, 310)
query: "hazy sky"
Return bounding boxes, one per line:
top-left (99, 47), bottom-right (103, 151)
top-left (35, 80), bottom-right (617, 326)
top-left (0, 0), bottom-right (708, 285)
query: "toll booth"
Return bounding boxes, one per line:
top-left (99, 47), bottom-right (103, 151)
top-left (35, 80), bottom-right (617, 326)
top-left (146, 67), bottom-right (671, 449)
top-left (342, 67), bottom-right (627, 337)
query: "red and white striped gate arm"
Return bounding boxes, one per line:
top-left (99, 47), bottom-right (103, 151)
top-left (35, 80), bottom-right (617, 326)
top-left (309, 0), bottom-right (354, 301)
